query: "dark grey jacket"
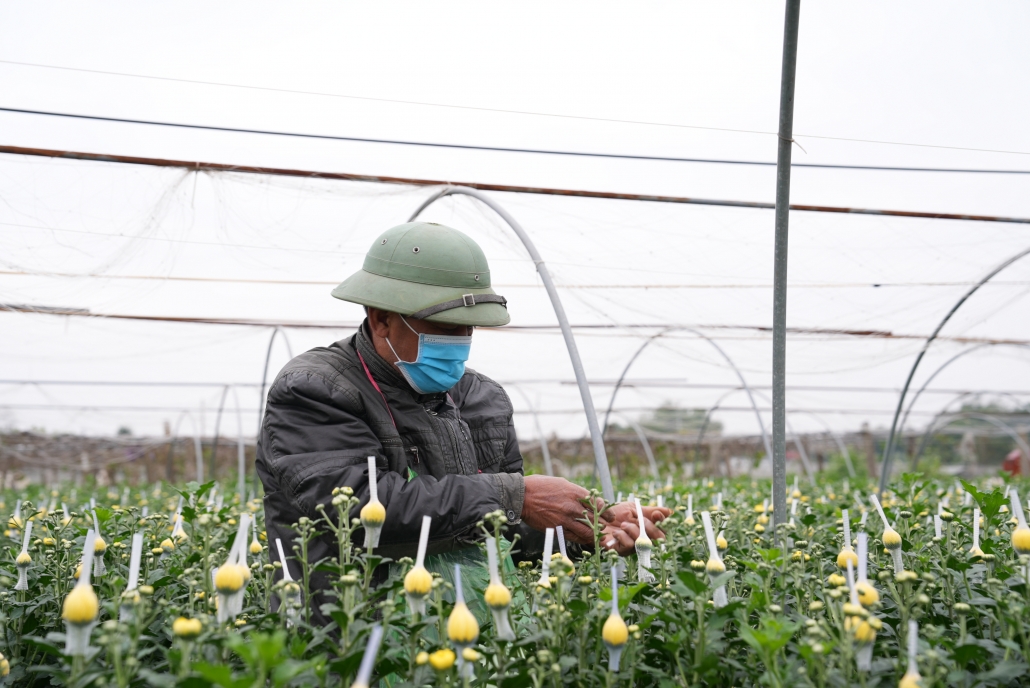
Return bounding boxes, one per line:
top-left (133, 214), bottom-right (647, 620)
top-left (255, 323), bottom-right (535, 620)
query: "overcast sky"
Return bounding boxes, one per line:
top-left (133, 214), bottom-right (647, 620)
top-left (1, 2), bottom-right (1028, 444)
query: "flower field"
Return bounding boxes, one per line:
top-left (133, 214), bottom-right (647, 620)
top-left (2, 475), bottom-right (1030, 688)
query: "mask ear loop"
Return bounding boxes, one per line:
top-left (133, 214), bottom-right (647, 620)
top-left (399, 315), bottom-right (421, 336)
top-left (385, 315), bottom-right (425, 364)
top-left (383, 336), bottom-right (405, 364)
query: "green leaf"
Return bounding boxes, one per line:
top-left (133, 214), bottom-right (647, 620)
top-left (193, 663), bottom-right (234, 687)
top-left (801, 514), bottom-right (818, 527)
top-left (946, 555), bottom-right (971, 572)
top-left (20, 635), bottom-right (63, 658)
top-left (982, 660), bottom-right (1029, 681)
top-left (960, 480), bottom-right (1005, 526)
top-left (709, 571), bottom-right (735, 589)
top-left (676, 570), bottom-right (708, 595)
top-left (952, 643), bottom-right (989, 666)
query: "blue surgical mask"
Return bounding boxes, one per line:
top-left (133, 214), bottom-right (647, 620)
top-left (385, 317), bottom-right (472, 394)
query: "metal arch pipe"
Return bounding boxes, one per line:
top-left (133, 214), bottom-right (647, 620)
top-left (601, 330), bottom-right (667, 437)
top-left (409, 185), bottom-right (615, 501)
top-left (257, 326), bottom-right (294, 438)
top-left (211, 384), bottom-right (230, 477)
top-left (170, 410), bottom-right (204, 483)
top-left (912, 391), bottom-right (1030, 468)
top-left (879, 244), bottom-right (1030, 493)
top-left (509, 384), bottom-right (553, 477)
top-left (601, 328), bottom-right (773, 460)
top-left (912, 411), bottom-right (1030, 472)
top-left (230, 386), bottom-right (247, 502)
top-left (792, 410), bottom-right (857, 478)
top-left (752, 389), bottom-right (815, 484)
top-left (693, 388), bottom-right (746, 477)
top-left (896, 342), bottom-right (1030, 459)
top-left (615, 414), bottom-right (661, 480)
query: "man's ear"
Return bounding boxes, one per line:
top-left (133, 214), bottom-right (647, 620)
top-left (366, 307), bottom-right (392, 338)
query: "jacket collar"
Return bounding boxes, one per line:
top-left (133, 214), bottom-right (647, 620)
top-left (355, 320), bottom-right (410, 390)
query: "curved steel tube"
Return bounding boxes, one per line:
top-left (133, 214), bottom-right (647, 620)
top-left (600, 330), bottom-right (666, 437)
top-left (601, 328), bottom-right (772, 460)
top-left (231, 386), bottom-right (246, 501)
top-left (694, 388), bottom-right (745, 477)
top-left (409, 185), bottom-right (614, 500)
top-left (211, 384), bottom-right (231, 469)
top-left (753, 389), bottom-right (814, 483)
top-left (614, 414), bottom-right (660, 480)
top-left (896, 342), bottom-right (1030, 471)
top-left (879, 244), bottom-right (1030, 492)
top-left (912, 391), bottom-right (1030, 468)
top-left (257, 326), bottom-right (294, 438)
top-left (170, 411), bottom-right (204, 483)
top-left (912, 411), bottom-right (1030, 472)
top-left (792, 410), bottom-right (856, 478)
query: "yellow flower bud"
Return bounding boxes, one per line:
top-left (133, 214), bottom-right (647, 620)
top-left (16, 551), bottom-right (31, 566)
top-left (1012, 527), bottom-right (1030, 555)
top-left (249, 540), bottom-right (263, 555)
top-left (214, 564), bottom-right (245, 594)
top-left (63, 585), bottom-right (99, 625)
top-left (898, 671), bottom-right (922, 688)
top-left (706, 558), bottom-right (725, 575)
top-left (447, 602), bottom-right (479, 645)
top-left (404, 566), bottom-right (433, 597)
top-left (93, 537), bottom-right (107, 554)
top-left (836, 547), bottom-right (858, 570)
top-left (360, 501), bottom-right (386, 527)
top-left (856, 581), bottom-right (880, 606)
top-left (429, 649), bottom-right (456, 671)
top-left (602, 613), bottom-right (628, 647)
top-left (415, 651), bottom-right (429, 665)
top-left (484, 582), bottom-right (512, 609)
top-left (853, 620), bottom-right (877, 644)
top-left (172, 617), bottom-right (203, 639)
top-left (882, 528), bottom-right (902, 550)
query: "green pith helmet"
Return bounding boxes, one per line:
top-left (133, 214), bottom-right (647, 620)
top-left (332, 222), bottom-right (510, 327)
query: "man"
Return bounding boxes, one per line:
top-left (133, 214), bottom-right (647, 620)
top-left (256, 222), bottom-right (668, 620)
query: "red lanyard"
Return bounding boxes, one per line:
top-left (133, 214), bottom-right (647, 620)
top-left (356, 350), bottom-right (397, 430)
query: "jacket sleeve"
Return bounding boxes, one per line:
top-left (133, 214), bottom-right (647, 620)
top-left (259, 368), bottom-right (514, 559)
top-left (494, 403), bottom-right (593, 563)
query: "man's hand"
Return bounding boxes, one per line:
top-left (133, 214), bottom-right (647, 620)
top-left (521, 476), bottom-right (673, 553)
top-left (597, 503), bottom-right (671, 555)
top-left (521, 475), bottom-right (601, 545)
top-left (602, 502), bottom-right (671, 542)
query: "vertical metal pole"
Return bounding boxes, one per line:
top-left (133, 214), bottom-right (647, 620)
top-left (409, 186), bottom-right (615, 501)
top-left (772, 0), bottom-right (802, 529)
top-left (231, 386), bottom-right (246, 503)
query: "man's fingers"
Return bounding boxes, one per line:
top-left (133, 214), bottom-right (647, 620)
top-left (561, 517), bottom-right (597, 545)
top-left (601, 526), bottom-right (635, 556)
top-left (641, 506), bottom-right (672, 523)
top-left (617, 521), bottom-right (641, 541)
top-left (641, 518), bottom-right (666, 541)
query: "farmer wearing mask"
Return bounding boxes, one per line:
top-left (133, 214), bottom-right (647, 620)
top-left (256, 222), bottom-right (668, 621)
